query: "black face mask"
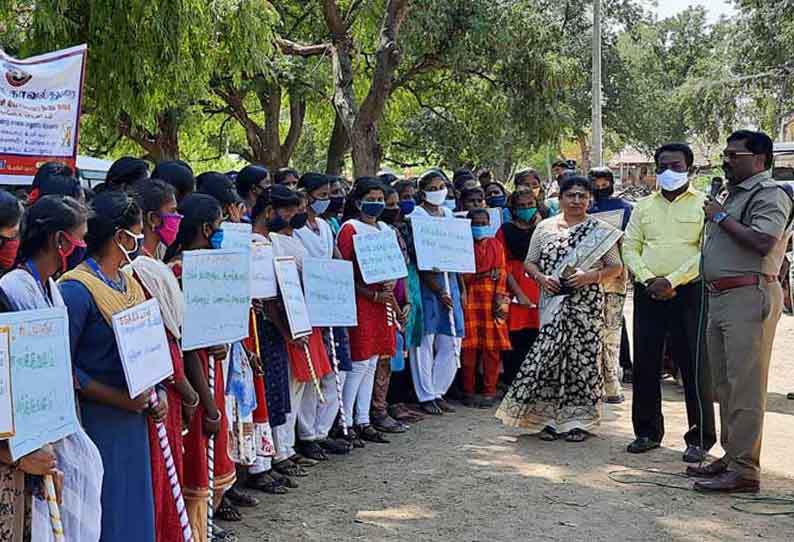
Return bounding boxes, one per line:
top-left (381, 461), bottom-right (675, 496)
top-left (268, 215), bottom-right (289, 232)
top-left (593, 186), bottom-right (614, 200)
top-left (380, 208), bottom-right (401, 224)
top-left (290, 212), bottom-right (309, 230)
top-left (327, 196), bottom-right (345, 213)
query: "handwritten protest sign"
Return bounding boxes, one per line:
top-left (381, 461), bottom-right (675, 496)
top-left (0, 327), bottom-right (12, 438)
top-left (411, 215), bottom-right (476, 273)
top-left (221, 222), bottom-right (253, 251)
top-left (182, 248), bottom-right (251, 350)
top-left (454, 208), bottom-right (502, 238)
top-left (112, 299), bottom-right (174, 398)
top-left (352, 228), bottom-right (407, 284)
top-left (3, 307), bottom-right (79, 460)
top-left (273, 257), bottom-right (312, 339)
top-left (251, 241), bottom-right (277, 299)
top-left (0, 45), bottom-right (88, 185)
top-left (592, 209), bottom-right (626, 230)
top-left (302, 258), bottom-right (357, 327)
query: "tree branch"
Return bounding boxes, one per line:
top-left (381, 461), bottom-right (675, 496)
top-left (277, 38), bottom-right (332, 57)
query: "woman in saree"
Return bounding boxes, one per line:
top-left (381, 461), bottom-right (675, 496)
top-left (496, 176), bottom-right (623, 443)
top-left (0, 195), bottom-right (103, 542)
top-left (59, 191), bottom-right (166, 541)
top-left (163, 194), bottom-right (235, 542)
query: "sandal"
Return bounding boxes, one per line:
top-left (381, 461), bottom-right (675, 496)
top-left (539, 426), bottom-right (558, 442)
top-left (225, 487), bottom-right (259, 507)
top-left (372, 414), bottom-right (408, 434)
top-left (215, 496), bottom-right (242, 522)
top-left (389, 404), bottom-right (425, 423)
top-left (420, 401), bottom-right (443, 416)
top-left (297, 441), bottom-right (328, 461)
top-left (318, 437), bottom-right (352, 455)
top-left (268, 469), bottom-right (298, 489)
top-left (356, 424), bottom-right (390, 444)
top-left (211, 524), bottom-right (232, 540)
top-left (272, 459), bottom-right (309, 478)
top-left (435, 398), bottom-right (457, 413)
top-left (565, 429), bottom-right (589, 443)
top-left (245, 472), bottom-right (287, 495)
top-left (288, 454), bottom-right (319, 468)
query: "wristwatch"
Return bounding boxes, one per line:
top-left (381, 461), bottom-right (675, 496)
top-left (712, 211), bottom-right (728, 224)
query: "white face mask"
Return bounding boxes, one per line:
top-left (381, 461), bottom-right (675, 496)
top-left (657, 169), bottom-right (689, 191)
top-left (423, 187), bottom-right (448, 206)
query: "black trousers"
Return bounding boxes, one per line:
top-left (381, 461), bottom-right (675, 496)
top-left (619, 316), bottom-right (632, 370)
top-left (502, 329), bottom-right (539, 388)
top-left (631, 282), bottom-right (716, 449)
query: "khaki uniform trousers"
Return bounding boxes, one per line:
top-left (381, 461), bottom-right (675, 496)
top-left (706, 280), bottom-right (782, 480)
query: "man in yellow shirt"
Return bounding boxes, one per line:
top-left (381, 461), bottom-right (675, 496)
top-left (622, 143), bottom-right (716, 463)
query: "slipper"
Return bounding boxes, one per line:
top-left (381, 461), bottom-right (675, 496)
top-left (372, 414), bottom-right (408, 434)
top-left (268, 469), bottom-right (298, 489)
top-left (539, 426), bottom-right (558, 441)
top-left (215, 496), bottom-right (242, 522)
top-left (419, 401), bottom-right (443, 416)
top-left (297, 441), bottom-right (328, 461)
top-left (225, 487), bottom-right (260, 507)
top-left (435, 398), bottom-right (457, 413)
top-left (288, 454), bottom-right (319, 468)
top-left (245, 472), bottom-right (287, 495)
top-left (273, 459), bottom-right (309, 478)
top-left (355, 424), bottom-right (390, 444)
top-left (565, 429), bottom-right (589, 443)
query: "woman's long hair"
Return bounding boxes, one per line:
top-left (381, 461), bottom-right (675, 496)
top-left (85, 191), bottom-right (142, 257)
top-left (17, 195), bottom-right (87, 263)
top-left (164, 193), bottom-right (221, 263)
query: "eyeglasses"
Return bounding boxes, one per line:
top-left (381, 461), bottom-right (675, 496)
top-left (722, 151), bottom-right (755, 161)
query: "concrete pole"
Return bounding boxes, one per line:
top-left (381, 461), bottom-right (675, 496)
top-left (591, 0), bottom-right (603, 167)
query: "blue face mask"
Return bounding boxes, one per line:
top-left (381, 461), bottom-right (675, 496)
top-left (471, 225), bottom-right (491, 240)
top-left (442, 199), bottom-right (457, 211)
top-left (486, 195), bottom-right (507, 208)
top-left (310, 198), bottom-right (331, 215)
top-left (398, 199), bottom-right (416, 216)
top-left (360, 201), bottom-right (385, 219)
top-left (209, 228), bottom-right (224, 249)
top-left (514, 207), bottom-right (538, 223)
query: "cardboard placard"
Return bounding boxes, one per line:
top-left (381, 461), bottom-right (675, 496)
top-left (273, 257), bottom-right (312, 339)
top-left (182, 248), bottom-right (251, 350)
top-left (112, 298), bottom-right (174, 398)
top-left (302, 258), bottom-right (358, 327)
top-left (352, 228), bottom-right (408, 284)
top-left (0, 327), bottom-right (13, 438)
top-left (411, 215), bottom-right (476, 273)
top-left (251, 241), bottom-right (277, 299)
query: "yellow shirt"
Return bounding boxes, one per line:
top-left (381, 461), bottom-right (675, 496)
top-left (622, 186), bottom-right (705, 287)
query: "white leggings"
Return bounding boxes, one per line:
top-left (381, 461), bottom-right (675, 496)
top-left (341, 356), bottom-right (378, 427)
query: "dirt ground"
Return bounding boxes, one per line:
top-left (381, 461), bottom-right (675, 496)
top-left (231, 311), bottom-right (794, 542)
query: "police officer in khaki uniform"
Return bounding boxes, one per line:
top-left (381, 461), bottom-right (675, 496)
top-left (695, 130), bottom-right (793, 493)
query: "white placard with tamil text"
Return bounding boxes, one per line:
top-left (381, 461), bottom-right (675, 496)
top-left (0, 327), bottom-right (12, 438)
top-left (182, 248), bottom-right (251, 350)
top-left (591, 209), bottom-right (626, 230)
top-left (112, 298), bottom-right (174, 398)
top-left (221, 222), bottom-right (253, 251)
top-left (251, 241), bottom-right (277, 299)
top-left (352, 228), bottom-right (408, 285)
top-left (302, 258), bottom-right (358, 327)
top-left (273, 257), bottom-right (313, 339)
top-left (5, 307), bottom-right (79, 460)
top-left (411, 215), bottom-right (476, 273)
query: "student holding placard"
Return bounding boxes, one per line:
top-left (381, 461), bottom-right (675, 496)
top-left (59, 192), bottom-right (163, 542)
top-left (294, 173), bottom-right (353, 457)
top-left (163, 194), bottom-right (236, 542)
top-left (247, 190), bottom-right (307, 490)
top-left (410, 170), bottom-right (466, 416)
top-left (267, 186), bottom-right (333, 471)
top-left (131, 179), bottom-right (206, 541)
top-left (0, 195), bottom-right (103, 542)
top-left (337, 179), bottom-right (398, 445)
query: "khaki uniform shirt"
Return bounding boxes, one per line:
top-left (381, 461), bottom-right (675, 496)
top-left (703, 172), bottom-right (793, 282)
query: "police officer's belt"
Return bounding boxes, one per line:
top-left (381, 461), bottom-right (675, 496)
top-left (706, 274), bottom-right (778, 292)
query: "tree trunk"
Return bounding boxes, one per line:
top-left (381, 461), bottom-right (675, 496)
top-left (325, 111), bottom-right (350, 175)
top-left (577, 133), bottom-right (591, 174)
top-left (119, 109), bottom-right (180, 163)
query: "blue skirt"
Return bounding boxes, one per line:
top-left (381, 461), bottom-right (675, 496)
top-left (258, 318), bottom-right (292, 428)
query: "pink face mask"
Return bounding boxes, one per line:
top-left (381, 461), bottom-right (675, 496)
top-left (155, 212), bottom-right (182, 247)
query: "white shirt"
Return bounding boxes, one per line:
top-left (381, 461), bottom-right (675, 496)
top-left (294, 217), bottom-right (335, 259)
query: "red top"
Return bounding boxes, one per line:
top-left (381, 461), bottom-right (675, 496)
top-left (495, 228), bottom-right (540, 331)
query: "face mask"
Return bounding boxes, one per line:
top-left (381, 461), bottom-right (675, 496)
top-left (380, 208), bottom-right (400, 224)
top-left (657, 169), bottom-right (689, 191)
top-left (471, 225), bottom-right (490, 240)
top-left (592, 186), bottom-right (614, 200)
top-left (514, 207), bottom-right (538, 223)
top-left (423, 187), bottom-right (448, 206)
top-left (486, 195), bottom-right (506, 208)
top-left (268, 215), bottom-right (289, 232)
top-left (310, 198), bottom-right (331, 215)
top-left (442, 199), bottom-right (457, 211)
top-left (155, 212), bottom-right (182, 247)
top-left (290, 212), bottom-right (309, 230)
top-left (398, 200), bottom-right (416, 215)
top-left (327, 196), bottom-right (345, 213)
top-left (0, 238), bottom-right (19, 269)
top-left (209, 228), bottom-right (224, 249)
top-left (360, 201), bottom-right (385, 219)
top-left (58, 231), bottom-right (87, 273)
top-left (117, 229), bottom-right (144, 264)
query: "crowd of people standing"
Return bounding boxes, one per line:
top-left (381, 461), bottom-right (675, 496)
top-left (0, 129), bottom-right (791, 542)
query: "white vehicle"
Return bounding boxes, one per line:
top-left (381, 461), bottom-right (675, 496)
top-left (76, 155), bottom-right (113, 188)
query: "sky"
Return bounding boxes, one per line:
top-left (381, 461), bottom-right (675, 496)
top-left (652, 0), bottom-right (736, 24)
